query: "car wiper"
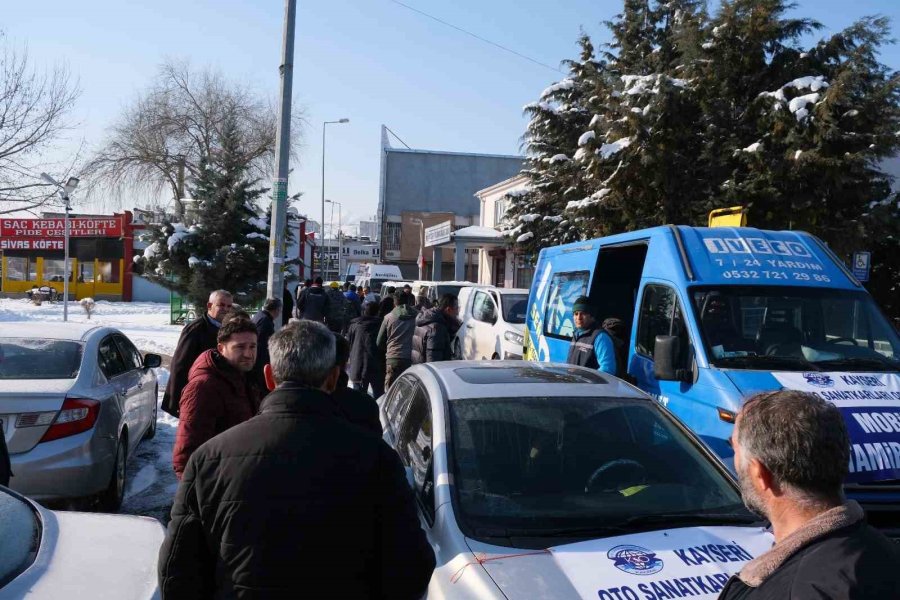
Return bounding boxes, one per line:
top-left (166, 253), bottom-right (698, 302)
top-left (716, 355), bottom-right (820, 371)
top-left (812, 357), bottom-right (900, 373)
top-left (620, 512), bottom-right (764, 528)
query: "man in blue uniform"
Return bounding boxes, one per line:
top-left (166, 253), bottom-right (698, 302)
top-left (566, 296), bottom-right (618, 375)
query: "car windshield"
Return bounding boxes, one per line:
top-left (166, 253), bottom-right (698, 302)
top-left (691, 286), bottom-right (900, 371)
top-left (0, 489), bottom-right (40, 589)
top-left (0, 339), bottom-right (83, 380)
top-left (449, 396), bottom-right (748, 539)
top-left (500, 294), bottom-right (528, 324)
top-left (436, 284), bottom-right (464, 298)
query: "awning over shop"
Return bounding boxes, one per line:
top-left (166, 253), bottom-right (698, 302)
top-left (425, 222), bottom-right (505, 280)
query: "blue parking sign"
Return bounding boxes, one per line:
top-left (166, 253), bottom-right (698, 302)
top-left (852, 251), bottom-right (871, 282)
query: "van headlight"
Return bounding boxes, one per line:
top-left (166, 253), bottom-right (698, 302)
top-left (504, 331), bottom-right (524, 345)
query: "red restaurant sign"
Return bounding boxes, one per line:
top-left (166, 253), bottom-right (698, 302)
top-left (0, 217), bottom-right (123, 238)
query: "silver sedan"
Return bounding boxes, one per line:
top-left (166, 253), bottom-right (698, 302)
top-left (379, 361), bottom-right (773, 599)
top-left (0, 322), bottom-right (161, 511)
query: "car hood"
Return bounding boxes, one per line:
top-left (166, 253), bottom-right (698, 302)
top-left (6, 505), bottom-right (164, 599)
top-left (467, 526), bottom-right (773, 600)
top-left (724, 370), bottom-right (900, 485)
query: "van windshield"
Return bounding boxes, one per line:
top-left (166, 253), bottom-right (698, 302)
top-left (691, 286), bottom-right (900, 372)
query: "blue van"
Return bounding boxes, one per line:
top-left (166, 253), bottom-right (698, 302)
top-left (525, 226), bottom-right (900, 528)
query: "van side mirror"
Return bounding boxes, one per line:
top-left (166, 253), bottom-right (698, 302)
top-left (654, 336), bottom-right (690, 382)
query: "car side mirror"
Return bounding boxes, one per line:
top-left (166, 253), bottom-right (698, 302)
top-left (143, 353), bottom-right (162, 369)
top-left (654, 336), bottom-right (690, 382)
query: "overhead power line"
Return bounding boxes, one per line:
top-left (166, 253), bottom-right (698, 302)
top-left (388, 0), bottom-right (565, 75)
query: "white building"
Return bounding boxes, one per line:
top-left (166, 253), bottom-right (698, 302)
top-left (474, 174), bottom-right (535, 289)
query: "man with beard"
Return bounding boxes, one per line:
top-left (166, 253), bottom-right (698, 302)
top-left (172, 313), bottom-right (261, 479)
top-left (720, 390), bottom-right (900, 599)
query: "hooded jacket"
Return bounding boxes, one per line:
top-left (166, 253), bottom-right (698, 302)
top-left (297, 285), bottom-right (330, 322)
top-left (376, 305), bottom-right (417, 363)
top-left (159, 383), bottom-right (435, 599)
top-left (412, 308), bottom-right (460, 363)
top-left (172, 349), bottom-right (260, 478)
top-left (347, 314), bottom-right (383, 383)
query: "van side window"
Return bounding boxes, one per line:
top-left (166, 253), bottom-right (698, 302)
top-left (544, 271), bottom-right (590, 339)
top-left (637, 285), bottom-right (689, 364)
top-left (473, 291), bottom-right (496, 324)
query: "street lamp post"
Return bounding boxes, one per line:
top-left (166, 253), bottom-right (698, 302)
top-left (40, 173), bottom-right (79, 322)
top-left (326, 199), bottom-right (342, 281)
top-left (320, 118), bottom-right (349, 278)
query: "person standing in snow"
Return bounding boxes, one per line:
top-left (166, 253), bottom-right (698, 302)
top-left (171, 313), bottom-right (260, 479)
top-left (412, 293), bottom-right (461, 363)
top-left (376, 292), bottom-right (417, 389)
top-left (162, 289), bottom-right (233, 418)
top-left (159, 320), bottom-right (435, 599)
top-left (346, 301), bottom-right (385, 398)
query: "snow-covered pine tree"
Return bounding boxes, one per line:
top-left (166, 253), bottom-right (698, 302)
top-left (135, 117), bottom-right (270, 306)
top-left (567, 0), bottom-right (707, 235)
top-left (502, 34), bottom-right (599, 252)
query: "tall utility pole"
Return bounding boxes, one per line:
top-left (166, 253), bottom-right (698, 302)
top-left (265, 0), bottom-right (296, 327)
top-left (320, 118), bottom-right (349, 280)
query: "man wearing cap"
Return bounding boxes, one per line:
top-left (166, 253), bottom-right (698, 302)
top-left (566, 295), bottom-right (618, 376)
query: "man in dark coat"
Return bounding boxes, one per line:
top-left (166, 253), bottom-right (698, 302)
top-left (332, 335), bottom-right (381, 434)
top-left (251, 297), bottom-right (282, 392)
top-left (718, 390), bottom-right (900, 599)
top-left (159, 320), bottom-right (435, 599)
top-left (281, 285), bottom-right (294, 327)
top-left (412, 293), bottom-right (461, 363)
top-left (162, 289), bottom-right (233, 417)
top-left (376, 292), bottom-right (417, 388)
top-left (171, 313), bottom-right (260, 479)
top-left (346, 301), bottom-right (385, 398)
top-left (296, 277), bottom-right (330, 322)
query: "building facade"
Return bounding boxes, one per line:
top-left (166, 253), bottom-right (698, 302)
top-left (377, 126), bottom-right (523, 280)
top-left (475, 174), bottom-right (535, 289)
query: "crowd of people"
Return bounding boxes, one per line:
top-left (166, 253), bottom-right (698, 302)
top-left (150, 286), bottom-right (899, 599)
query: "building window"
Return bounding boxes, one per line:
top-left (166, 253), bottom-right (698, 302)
top-left (6, 257), bottom-right (35, 282)
top-left (494, 198), bottom-right (508, 226)
top-left (42, 259), bottom-right (72, 283)
top-left (385, 223), bottom-right (401, 251)
top-left (97, 261), bottom-right (120, 284)
top-left (514, 254), bottom-right (535, 290)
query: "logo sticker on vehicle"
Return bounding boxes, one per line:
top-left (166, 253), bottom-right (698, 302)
top-left (802, 372), bottom-right (835, 388)
top-left (607, 544), bottom-right (664, 575)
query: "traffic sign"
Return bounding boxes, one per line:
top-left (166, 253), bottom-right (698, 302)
top-left (851, 251), bottom-right (871, 282)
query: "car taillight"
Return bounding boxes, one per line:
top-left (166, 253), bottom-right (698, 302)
top-left (39, 398), bottom-right (100, 443)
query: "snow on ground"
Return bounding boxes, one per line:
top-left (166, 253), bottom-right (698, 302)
top-left (0, 299), bottom-right (184, 523)
top-left (0, 299), bottom-right (182, 357)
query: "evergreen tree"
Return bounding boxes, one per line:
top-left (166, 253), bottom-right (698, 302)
top-left (135, 117), bottom-right (270, 306)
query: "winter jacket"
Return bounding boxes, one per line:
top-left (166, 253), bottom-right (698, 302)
top-left (251, 309), bottom-right (275, 392)
top-left (297, 286), bottom-right (330, 322)
top-left (162, 314), bottom-right (220, 417)
top-left (376, 305), bottom-right (417, 364)
top-left (718, 501), bottom-right (900, 600)
top-left (281, 287), bottom-right (294, 327)
top-left (347, 315), bottom-right (382, 384)
top-left (412, 308), bottom-right (460, 363)
top-left (325, 287), bottom-right (350, 332)
top-left (332, 372), bottom-right (381, 435)
top-left (171, 350), bottom-right (260, 479)
top-left (158, 383), bottom-right (435, 600)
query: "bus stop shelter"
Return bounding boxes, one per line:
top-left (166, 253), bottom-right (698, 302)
top-left (425, 222), bottom-right (505, 281)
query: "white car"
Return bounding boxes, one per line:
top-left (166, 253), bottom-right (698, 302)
top-left (379, 361), bottom-right (773, 599)
top-left (0, 485), bottom-right (164, 598)
top-left (455, 286), bottom-right (529, 360)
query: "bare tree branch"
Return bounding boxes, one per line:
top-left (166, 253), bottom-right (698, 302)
top-left (84, 59), bottom-right (305, 216)
top-left (0, 31), bottom-right (81, 213)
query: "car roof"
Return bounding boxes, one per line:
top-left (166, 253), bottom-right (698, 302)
top-left (420, 361), bottom-right (650, 401)
top-left (0, 321), bottom-right (110, 342)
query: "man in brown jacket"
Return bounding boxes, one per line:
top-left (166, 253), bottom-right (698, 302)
top-left (172, 313), bottom-right (260, 479)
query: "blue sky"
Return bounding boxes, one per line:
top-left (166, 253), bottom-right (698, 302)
top-left (6, 0), bottom-right (900, 229)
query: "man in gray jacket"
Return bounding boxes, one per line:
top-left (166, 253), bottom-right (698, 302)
top-left (376, 292), bottom-right (417, 389)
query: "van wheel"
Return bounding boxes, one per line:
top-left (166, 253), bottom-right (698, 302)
top-left (98, 435), bottom-right (127, 513)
